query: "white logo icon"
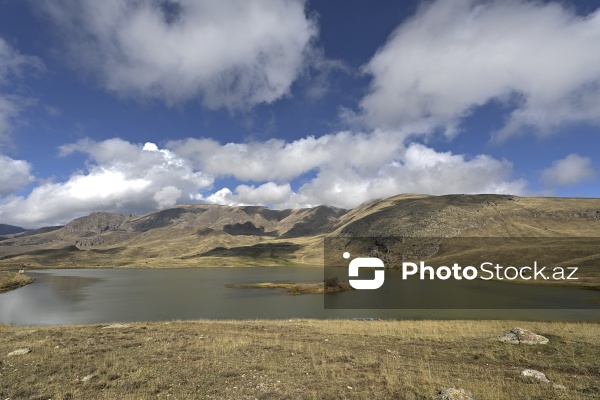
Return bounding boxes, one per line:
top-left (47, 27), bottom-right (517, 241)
top-left (344, 252), bottom-right (385, 290)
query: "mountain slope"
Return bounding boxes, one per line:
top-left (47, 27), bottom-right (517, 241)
top-left (0, 224), bottom-right (27, 235)
top-left (0, 194), bottom-right (599, 271)
top-left (0, 203), bottom-right (347, 266)
top-left (336, 194), bottom-right (600, 237)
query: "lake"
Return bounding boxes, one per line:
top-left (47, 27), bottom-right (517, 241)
top-left (0, 267), bottom-right (598, 325)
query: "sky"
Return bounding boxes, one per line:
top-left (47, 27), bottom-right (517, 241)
top-left (0, 0), bottom-right (599, 228)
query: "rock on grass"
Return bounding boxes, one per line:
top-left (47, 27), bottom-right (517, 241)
top-left (7, 348), bottom-right (31, 356)
top-left (497, 327), bottom-right (549, 345)
top-left (520, 369), bottom-right (550, 383)
top-left (436, 388), bottom-right (474, 399)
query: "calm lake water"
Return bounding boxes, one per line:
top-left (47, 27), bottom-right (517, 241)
top-left (0, 267), bottom-right (598, 325)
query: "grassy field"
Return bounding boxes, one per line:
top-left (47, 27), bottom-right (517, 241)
top-left (0, 271), bottom-right (34, 293)
top-left (1, 319), bottom-right (599, 399)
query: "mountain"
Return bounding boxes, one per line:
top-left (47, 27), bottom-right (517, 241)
top-left (0, 194), bottom-right (599, 275)
top-left (0, 203), bottom-right (347, 267)
top-left (335, 193), bottom-right (600, 237)
top-left (0, 224), bottom-right (27, 235)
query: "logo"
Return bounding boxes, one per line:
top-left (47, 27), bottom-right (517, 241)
top-left (344, 252), bottom-right (385, 290)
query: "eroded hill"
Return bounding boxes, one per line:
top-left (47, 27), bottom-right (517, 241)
top-left (0, 194), bottom-right (599, 271)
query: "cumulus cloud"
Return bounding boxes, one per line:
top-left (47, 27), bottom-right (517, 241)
top-left (0, 154), bottom-right (34, 197)
top-left (0, 37), bottom-right (43, 143)
top-left (360, 0), bottom-right (600, 138)
top-left (173, 132), bottom-right (527, 209)
top-left (541, 153), bottom-right (595, 187)
top-left (197, 183), bottom-right (293, 207)
top-left (272, 143), bottom-right (526, 209)
top-left (0, 131), bottom-right (528, 226)
top-left (168, 130), bottom-right (407, 182)
top-left (35, 0), bottom-right (317, 109)
top-left (0, 139), bottom-right (212, 227)
top-left (236, 182), bottom-right (293, 205)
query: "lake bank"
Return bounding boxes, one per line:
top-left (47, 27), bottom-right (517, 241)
top-left (0, 271), bottom-right (34, 293)
top-left (1, 319), bottom-right (598, 399)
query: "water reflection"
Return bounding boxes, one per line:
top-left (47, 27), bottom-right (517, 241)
top-left (0, 268), bottom-right (597, 325)
top-left (45, 274), bottom-right (104, 303)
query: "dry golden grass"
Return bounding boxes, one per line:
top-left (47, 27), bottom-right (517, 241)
top-left (226, 281), bottom-right (327, 294)
top-left (226, 278), bottom-right (353, 294)
top-left (1, 320), bottom-right (598, 399)
top-left (0, 236), bottom-right (318, 270)
top-left (0, 271), bottom-right (34, 293)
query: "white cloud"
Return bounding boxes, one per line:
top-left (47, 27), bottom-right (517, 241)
top-left (36, 0), bottom-right (317, 109)
top-left (360, 0), bottom-right (600, 138)
top-left (236, 182), bottom-right (293, 205)
top-left (0, 139), bottom-right (212, 227)
top-left (153, 186), bottom-right (183, 209)
top-left (175, 132), bottom-right (527, 210)
top-left (273, 143), bottom-right (527, 209)
top-left (0, 154), bottom-right (34, 197)
top-left (167, 130), bottom-right (408, 182)
top-left (1, 133), bottom-right (528, 227)
top-left (0, 37), bottom-right (43, 143)
top-left (541, 153), bottom-right (595, 187)
top-left (200, 188), bottom-right (238, 207)
top-left (195, 183), bottom-right (292, 207)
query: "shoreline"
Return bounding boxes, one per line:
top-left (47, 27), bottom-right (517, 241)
top-left (2, 264), bottom-right (598, 292)
top-left (0, 271), bottom-right (35, 293)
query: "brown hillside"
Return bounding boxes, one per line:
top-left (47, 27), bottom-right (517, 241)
top-left (0, 194), bottom-right (599, 272)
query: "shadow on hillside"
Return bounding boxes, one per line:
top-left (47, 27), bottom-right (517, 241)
top-left (88, 247), bottom-right (126, 255)
top-left (190, 242), bottom-right (302, 259)
top-left (0, 245), bottom-right (127, 260)
top-left (0, 245), bottom-right (81, 260)
top-left (223, 222), bottom-right (277, 236)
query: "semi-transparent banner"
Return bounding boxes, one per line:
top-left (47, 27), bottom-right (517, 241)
top-left (323, 237), bottom-right (600, 309)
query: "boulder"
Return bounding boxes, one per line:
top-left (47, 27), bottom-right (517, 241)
top-left (7, 348), bottom-right (31, 356)
top-left (436, 388), bottom-right (474, 399)
top-left (520, 369), bottom-right (550, 383)
top-left (497, 327), bottom-right (549, 345)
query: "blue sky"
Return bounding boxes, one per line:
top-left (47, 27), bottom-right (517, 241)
top-left (0, 0), bottom-right (599, 228)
